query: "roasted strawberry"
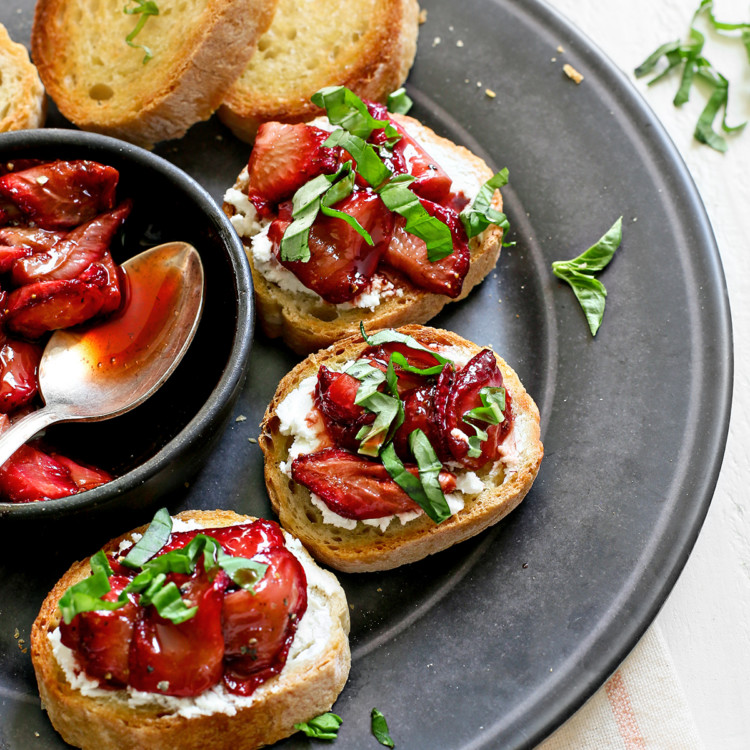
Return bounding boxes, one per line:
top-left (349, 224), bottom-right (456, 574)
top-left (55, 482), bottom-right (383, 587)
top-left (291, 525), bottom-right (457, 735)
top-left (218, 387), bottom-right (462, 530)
top-left (129, 568), bottom-right (229, 697)
top-left (382, 201), bottom-right (470, 298)
top-left (437, 349), bottom-right (512, 469)
top-left (0, 443), bottom-right (78, 502)
top-left (78, 250), bottom-right (122, 316)
top-left (222, 542), bottom-right (307, 696)
top-left (276, 190), bottom-right (394, 303)
top-left (362, 341), bottom-right (446, 394)
top-left (0, 245), bottom-right (32, 273)
top-left (314, 366), bottom-right (375, 450)
top-left (4, 278), bottom-right (108, 339)
top-left (60, 575), bottom-right (138, 688)
top-left (0, 338), bottom-right (42, 413)
top-left (49, 454), bottom-right (113, 491)
top-left (392, 129), bottom-right (453, 204)
top-left (247, 123), bottom-right (339, 218)
top-left (0, 226), bottom-right (67, 252)
top-left (11, 201), bottom-right (131, 285)
top-left (0, 160), bottom-right (119, 230)
top-left (291, 447), bottom-right (456, 520)
top-left (0, 159), bottom-right (47, 176)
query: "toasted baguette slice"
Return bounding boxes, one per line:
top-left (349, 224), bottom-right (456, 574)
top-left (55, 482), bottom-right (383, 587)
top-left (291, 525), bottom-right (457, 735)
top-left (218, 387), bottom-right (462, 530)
top-left (31, 0), bottom-right (279, 148)
top-left (219, 0), bottom-right (420, 142)
top-left (0, 24), bottom-right (46, 132)
top-left (223, 113), bottom-right (504, 355)
top-left (260, 326), bottom-right (543, 572)
top-left (31, 509), bottom-right (351, 750)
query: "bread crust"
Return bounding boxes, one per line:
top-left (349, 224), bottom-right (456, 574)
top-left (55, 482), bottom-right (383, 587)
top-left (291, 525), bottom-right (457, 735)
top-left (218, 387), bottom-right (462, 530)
top-left (31, 0), bottom-right (279, 148)
top-left (31, 509), bottom-right (351, 750)
top-left (259, 325), bottom-right (543, 572)
top-left (219, 0), bottom-right (420, 142)
top-left (0, 23), bottom-right (46, 132)
top-left (224, 113), bottom-right (504, 355)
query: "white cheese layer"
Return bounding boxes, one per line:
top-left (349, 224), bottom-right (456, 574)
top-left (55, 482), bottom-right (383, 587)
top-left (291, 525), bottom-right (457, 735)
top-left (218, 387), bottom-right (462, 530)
top-left (50, 521), bottom-right (341, 719)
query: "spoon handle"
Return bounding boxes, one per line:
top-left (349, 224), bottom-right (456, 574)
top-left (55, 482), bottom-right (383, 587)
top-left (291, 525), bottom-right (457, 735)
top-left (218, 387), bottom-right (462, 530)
top-left (0, 407), bottom-right (65, 469)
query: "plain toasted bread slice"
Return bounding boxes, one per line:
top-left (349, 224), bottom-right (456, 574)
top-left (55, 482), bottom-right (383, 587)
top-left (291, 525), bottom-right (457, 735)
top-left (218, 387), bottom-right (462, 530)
top-left (218, 0), bottom-right (420, 142)
top-left (259, 326), bottom-right (544, 572)
top-left (31, 509), bottom-right (351, 750)
top-left (0, 23), bottom-right (46, 132)
top-left (31, 0), bottom-right (279, 148)
top-left (223, 113), bottom-right (504, 355)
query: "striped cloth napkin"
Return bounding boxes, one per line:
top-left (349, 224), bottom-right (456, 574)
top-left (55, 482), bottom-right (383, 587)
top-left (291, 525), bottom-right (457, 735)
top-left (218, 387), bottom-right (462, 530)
top-left (537, 624), bottom-right (703, 749)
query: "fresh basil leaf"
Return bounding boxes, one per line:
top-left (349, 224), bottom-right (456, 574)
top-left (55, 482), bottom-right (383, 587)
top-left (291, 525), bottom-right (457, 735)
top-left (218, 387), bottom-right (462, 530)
top-left (294, 712), bottom-right (343, 740)
top-left (381, 442), bottom-right (451, 524)
top-left (377, 174), bottom-right (454, 261)
top-left (355, 391), bottom-right (401, 457)
top-left (323, 129), bottom-right (392, 188)
top-left (371, 708), bottom-right (396, 747)
top-left (123, 0), bottom-right (158, 63)
top-left (122, 508), bottom-right (172, 568)
top-left (142, 579), bottom-right (198, 624)
top-left (462, 386), bottom-right (506, 458)
top-left (459, 169), bottom-right (510, 239)
top-left (409, 429), bottom-right (451, 521)
top-left (552, 217), bottom-right (622, 336)
top-left (312, 86), bottom-right (400, 142)
top-left (634, 40), bottom-right (682, 78)
top-left (359, 323), bottom-right (453, 366)
top-left (216, 552), bottom-right (268, 591)
top-left (673, 27), bottom-right (704, 105)
top-left (387, 87), bottom-right (413, 115)
top-left (320, 205), bottom-right (374, 245)
top-left (347, 360), bottom-right (387, 402)
top-left (58, 551), bottom-right (119, 625)
top-left (389, 350), bottom-right (445, 377)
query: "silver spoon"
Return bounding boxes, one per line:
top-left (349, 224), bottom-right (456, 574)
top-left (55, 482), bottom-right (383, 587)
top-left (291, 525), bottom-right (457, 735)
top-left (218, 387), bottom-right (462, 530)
top-left (0, 241), bottom-right (204, 468)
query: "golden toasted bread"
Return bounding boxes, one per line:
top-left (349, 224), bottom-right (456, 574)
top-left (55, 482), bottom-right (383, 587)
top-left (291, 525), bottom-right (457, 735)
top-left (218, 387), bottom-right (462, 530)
top-left (0, 23), bottom-right (46, 132)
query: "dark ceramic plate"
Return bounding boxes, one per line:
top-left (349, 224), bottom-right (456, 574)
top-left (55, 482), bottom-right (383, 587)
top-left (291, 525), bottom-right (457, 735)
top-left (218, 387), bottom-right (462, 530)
top-left (0, 0), bottom-right (731, 748)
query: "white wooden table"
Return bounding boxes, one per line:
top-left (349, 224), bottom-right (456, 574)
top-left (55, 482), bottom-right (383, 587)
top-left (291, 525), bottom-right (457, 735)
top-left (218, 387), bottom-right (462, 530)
top-left (544, 0), bottom-right (750, 746)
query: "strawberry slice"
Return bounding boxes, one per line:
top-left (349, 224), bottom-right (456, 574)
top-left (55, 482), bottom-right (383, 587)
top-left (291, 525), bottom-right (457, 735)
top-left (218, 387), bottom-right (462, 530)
top-left (437, 349), bottom-right (512, 469)
top-left (0, 160), bottom-right (119, 230)
top-left (78, 250), bottom-right (123, 316)
top-left (391, 385), bottom-right (446, 462)
top-left (291, 447), bottom-right (456, 520)
top-left (247, 123), bottom-right (339, 218)
top-left (222, 542), bottom-right (307, 696)
top-left (314, 366), bottom-right (375, 450)
top-left (60, 575), bottom-right (138, 688)
top-left (0, 246), bottom-right (32, 273)
top-left (275, 190), bottom-right (394, 303)
top-left (362, 341), bottom-right (447, 394)
top-left (0, 443), bottom-right (78, 502)
top-left (49, 454), bottom-right (113, 491)
top-left (11, 201), bottom-right (131, 285)
top-left (4, 278), bottom-right (108, 339)
top-left (0, 338), bottom-right (42, 413)
top-left (0, 227), bottom-right (67, 252)
top-left (129, 568), bottom-right (229, 697)
top-left (382, 201), bottom-right (470, 298)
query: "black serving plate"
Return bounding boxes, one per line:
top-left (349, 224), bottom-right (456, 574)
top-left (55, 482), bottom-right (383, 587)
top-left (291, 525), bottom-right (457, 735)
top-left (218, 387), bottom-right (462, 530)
top-left (0, 0), bottom-right (731, 748)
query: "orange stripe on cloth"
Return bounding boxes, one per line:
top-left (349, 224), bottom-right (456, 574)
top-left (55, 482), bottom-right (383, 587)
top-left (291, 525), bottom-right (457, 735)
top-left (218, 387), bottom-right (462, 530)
top-left (604, 670), bottom-right (647, 749)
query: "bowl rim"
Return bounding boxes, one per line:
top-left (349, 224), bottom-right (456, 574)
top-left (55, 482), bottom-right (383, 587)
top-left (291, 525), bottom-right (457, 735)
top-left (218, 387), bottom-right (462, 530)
top-left (0, 128), bottom-right (254, 519)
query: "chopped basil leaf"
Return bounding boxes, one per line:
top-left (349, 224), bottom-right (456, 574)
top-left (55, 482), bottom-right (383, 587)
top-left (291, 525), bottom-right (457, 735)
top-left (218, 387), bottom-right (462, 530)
top-left (409, 429), bottom-right (451, 519)
top-left (57, 532), bottom-right (268, 626)
top-left (460, 169), bottom-right (510, 239)
top-left (389, 350), bottom-right (445, 377)
top-left (462, 386), bottom-right (506, 458)
top-left (58, 551), bottom-right (119, 625)
top-left (312, 86), bottom-right (399, 142)
top-left (552, 217), bottom-right (622, 336)
top-left (635, 0), bottom-right (748, 152)
top-left (323, 129), bottom-right (393, 188)
top-left (377, 174), bottom-right (454, 261)
top-left (347, 360), bottom-right (387, 402)
top-left (381, 441), bottom-right (451, 523)
top-left (294, 712), bottom-right (343, 740)
top-left (122, 507), bottom-right (172, 568)
top-left (371, 708), bottom-right (396, 747)
top-left (355, 391), bottom-right (401, 457)
top-left (387, 87), bottom-right (413, 115)
top-left (320, 205), bottom-right (374, 245)
top-left (359, 323), bottom-right (453, 366)
top-left (123, 0), bottom-right (159, 64)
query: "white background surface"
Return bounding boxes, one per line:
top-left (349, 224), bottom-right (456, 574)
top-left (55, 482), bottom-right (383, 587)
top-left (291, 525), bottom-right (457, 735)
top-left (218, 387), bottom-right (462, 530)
top-left (543, 0), bottom-right (749, 746)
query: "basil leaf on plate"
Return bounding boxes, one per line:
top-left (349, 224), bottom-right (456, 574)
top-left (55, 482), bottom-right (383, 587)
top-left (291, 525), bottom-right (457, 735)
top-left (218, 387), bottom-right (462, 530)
top-left (371, 707), bottom-right (396, 747)
top-left (551, 217), bottom-right (622, 336)
top-left (294, 712), bottom-right (343, 740)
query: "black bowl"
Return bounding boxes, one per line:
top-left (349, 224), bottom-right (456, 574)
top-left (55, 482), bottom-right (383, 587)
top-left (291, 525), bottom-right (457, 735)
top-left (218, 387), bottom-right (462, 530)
top-left (0, 129), bottom-right (253, 523)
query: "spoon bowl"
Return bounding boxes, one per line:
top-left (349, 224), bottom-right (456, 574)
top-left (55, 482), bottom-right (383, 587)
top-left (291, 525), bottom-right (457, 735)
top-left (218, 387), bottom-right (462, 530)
top-left (0, 242), bottom-right (204, 468)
